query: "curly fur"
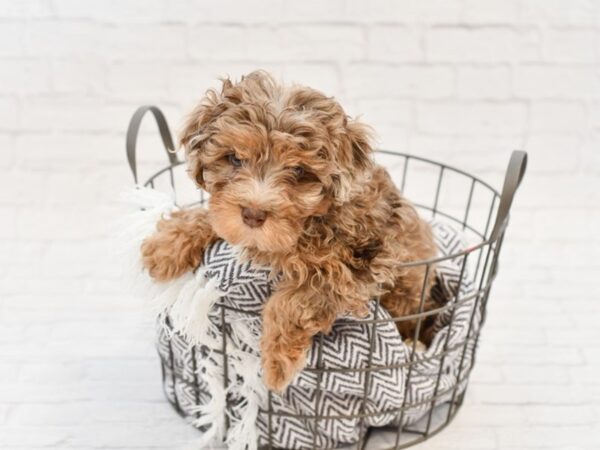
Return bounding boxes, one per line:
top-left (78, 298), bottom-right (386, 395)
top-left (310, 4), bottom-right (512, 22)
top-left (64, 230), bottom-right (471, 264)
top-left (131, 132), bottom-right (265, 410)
top-left (141, 71), bottom-right (437, 392)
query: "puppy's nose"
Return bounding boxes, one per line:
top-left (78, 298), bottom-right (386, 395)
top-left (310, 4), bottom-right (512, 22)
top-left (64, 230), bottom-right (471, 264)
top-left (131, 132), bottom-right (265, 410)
top-left (241, 207), bottom-right (267, 228)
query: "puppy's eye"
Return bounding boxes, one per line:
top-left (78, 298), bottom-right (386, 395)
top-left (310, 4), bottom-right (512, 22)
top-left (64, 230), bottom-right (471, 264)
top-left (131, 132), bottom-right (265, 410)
top-left (228, 154), bottom-right (242, 167)
top-left (292, 166), bottom-right (305, 178)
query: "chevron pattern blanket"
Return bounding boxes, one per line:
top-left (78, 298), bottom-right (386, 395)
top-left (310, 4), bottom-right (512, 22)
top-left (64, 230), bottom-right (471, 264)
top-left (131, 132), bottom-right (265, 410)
top-left (153, 220), bottom-right (478, 450)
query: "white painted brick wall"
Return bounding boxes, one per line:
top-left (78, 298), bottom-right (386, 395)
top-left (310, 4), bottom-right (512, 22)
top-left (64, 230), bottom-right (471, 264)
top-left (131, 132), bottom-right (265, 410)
top-left (1, 1), bottom-right (599, 448)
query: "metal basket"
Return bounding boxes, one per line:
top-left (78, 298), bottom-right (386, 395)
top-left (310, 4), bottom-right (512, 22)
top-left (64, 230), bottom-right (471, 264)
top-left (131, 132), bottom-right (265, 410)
top-left (126, 106), bottom-right (527, 449)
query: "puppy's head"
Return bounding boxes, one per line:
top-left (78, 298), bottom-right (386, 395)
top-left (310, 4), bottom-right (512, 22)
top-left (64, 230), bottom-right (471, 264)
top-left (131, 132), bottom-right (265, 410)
top-left (180, 71), bottom-right (373, 253)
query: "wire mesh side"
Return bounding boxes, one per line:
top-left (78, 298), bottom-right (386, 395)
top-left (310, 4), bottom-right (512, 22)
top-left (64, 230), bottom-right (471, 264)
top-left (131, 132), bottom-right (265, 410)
top-left (146, 150), bottom-right (507, 450)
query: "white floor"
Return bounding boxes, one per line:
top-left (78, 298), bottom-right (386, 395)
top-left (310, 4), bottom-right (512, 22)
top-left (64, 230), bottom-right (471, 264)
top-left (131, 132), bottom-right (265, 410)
top-left (1, 235), bottom-right (599, 450)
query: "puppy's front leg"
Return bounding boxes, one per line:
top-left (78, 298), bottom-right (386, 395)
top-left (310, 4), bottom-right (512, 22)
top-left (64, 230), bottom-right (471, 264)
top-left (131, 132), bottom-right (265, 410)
top-left (141, 208), bottom-right (217, 281)
top-left (261, 282), bottom-right (337, 392)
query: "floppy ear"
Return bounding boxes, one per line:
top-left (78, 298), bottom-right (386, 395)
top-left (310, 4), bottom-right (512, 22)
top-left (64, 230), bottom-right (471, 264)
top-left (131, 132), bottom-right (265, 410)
top-left (180, 71), bottom-right (278, 189)
top-left (330, 117), bottom-right (375, 204)
top-left (179, 79), bottom-right (233, 188)
top-left (286, 91), bottom-right (375, 205)
top-left (345, 118), bottom-right (374, 171)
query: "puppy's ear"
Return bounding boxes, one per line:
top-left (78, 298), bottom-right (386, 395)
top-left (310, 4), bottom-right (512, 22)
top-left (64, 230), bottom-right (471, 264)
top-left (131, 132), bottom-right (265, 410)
top-left (344, 118), bottom-right (374, 172)
top-left (330, 117), bottom-right (374, 203)
top-left (179, 79), bottom-right (233, 188)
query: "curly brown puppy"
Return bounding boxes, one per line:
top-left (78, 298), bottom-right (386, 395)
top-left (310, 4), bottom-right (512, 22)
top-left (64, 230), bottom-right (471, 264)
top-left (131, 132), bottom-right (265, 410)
top-left (142, 71), bottom-right (438, 392)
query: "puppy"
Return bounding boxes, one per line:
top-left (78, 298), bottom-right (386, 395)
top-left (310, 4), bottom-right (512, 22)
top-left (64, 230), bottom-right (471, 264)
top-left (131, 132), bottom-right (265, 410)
top-left (141, 71), bottom-right (438, 392)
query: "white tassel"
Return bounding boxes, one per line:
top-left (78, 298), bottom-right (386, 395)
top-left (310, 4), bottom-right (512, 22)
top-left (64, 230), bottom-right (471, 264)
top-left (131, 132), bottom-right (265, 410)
top-left (116, 185), bottom-right (268, 450)
top-left (169, 270), bottom-right (223, 346)
top-left (224, 318), bottom-right (268, 450)
top-left (190, 354), bottom-right (227, 448)
top-left (113, 186), bottom-right (179, 299)
top-left (147, 273), bottom-right (194, 317)
top-left (226, 355), bottom-right (266, 450)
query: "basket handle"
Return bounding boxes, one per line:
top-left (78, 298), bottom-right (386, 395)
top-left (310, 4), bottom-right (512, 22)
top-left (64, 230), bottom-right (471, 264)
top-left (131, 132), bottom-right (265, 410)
top-left (126, 105), bottom-right (179, 184)
top-left (489, 150), bottom-right (528, 241)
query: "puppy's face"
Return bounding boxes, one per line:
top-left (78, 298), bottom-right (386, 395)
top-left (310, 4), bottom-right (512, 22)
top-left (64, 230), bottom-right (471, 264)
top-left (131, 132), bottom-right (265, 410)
top-left (180, 71), bottom-right (373, 253)
top-left (194, 131), bottom-right (333, 253)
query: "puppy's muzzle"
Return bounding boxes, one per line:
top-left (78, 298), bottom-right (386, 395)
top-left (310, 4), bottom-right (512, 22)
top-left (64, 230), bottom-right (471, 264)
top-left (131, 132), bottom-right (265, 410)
top-left (242, 207), bottom-right (267, 228)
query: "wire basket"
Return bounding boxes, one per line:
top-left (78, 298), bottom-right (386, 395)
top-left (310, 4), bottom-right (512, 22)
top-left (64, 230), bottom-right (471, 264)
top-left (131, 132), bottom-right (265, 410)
top-left (126, 106), bottom-right (527, 449)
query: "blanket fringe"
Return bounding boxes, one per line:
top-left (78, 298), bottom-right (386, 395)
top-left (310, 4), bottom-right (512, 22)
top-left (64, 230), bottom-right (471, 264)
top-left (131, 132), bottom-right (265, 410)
top-left (118, 186), bottom-right (264, 450)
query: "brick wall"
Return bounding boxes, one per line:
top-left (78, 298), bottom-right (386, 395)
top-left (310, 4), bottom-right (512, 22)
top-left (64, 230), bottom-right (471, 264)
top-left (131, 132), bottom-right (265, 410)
top-left (1, 1), bottom-right (598, 448)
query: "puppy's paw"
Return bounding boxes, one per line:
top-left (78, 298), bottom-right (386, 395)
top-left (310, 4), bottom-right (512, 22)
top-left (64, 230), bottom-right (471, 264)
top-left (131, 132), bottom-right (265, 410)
top-left (141, 234), bottom-right (200, 282)
top-left (404, 338), bottom-right (427, 353)
top-left (262, 352), bottom-right (305, 393)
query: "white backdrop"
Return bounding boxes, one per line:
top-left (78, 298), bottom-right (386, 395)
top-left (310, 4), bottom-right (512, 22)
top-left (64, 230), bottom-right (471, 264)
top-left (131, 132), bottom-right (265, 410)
top-left (1, 1), bottom-right (599, 449)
